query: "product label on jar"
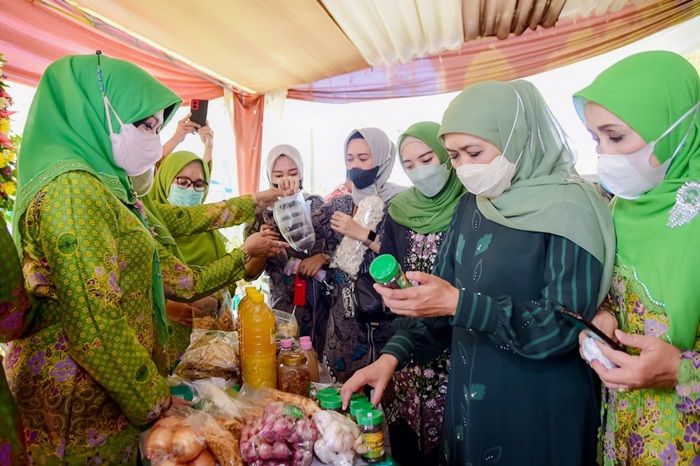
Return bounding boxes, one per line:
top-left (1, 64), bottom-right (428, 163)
top-left (362, 431), bottom-right (385, 459)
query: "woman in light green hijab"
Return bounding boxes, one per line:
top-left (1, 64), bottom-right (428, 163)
top-left (343, 80), bottom-right (615, 465)
top-left (573, 50), bottom-right (700, 466)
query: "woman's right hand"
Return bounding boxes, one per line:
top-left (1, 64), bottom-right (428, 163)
top-left (341, 354), bottom-right (399, 408)
top-left (276, 176), bottom-right (300, 194)
top-left (173, 113), bottom-right (201, 144)
top-left (242, 231), bottom-right (287, 258)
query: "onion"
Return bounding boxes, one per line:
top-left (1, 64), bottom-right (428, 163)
top-left (187, 449), bottom-right (216, 466)
top-left (145, 426), bottom-right (173, 458)
top-left (156, 416), bottom-right (186, 430)
top-left (171, 427), bottom-right (204, 462)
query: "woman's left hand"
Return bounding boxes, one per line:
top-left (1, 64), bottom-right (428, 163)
top-left (298, 253), bottom-right (326, 277)
top-left (330, 212), bottom-right (366, 241)
top-left (373, 271), bottom-right (459, 318)
top-left (590, 330), bottom-right (681, 390)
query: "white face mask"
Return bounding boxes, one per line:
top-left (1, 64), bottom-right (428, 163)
top-left (596, 101), bottom-right (699, 200)
top-left (103, 96), bottom-right (163, 176)
top-left (455, 92), bottom-right (523, 198)
top-left (129, 166), bottom-right (155, 197)
top-left (456, 153), bottom-right (520, 198)
top-left (407, 163), bottom-right (450, 197)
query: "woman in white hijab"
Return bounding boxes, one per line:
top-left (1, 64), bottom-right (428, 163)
top-left (315, 128), bottom-right (405, 382)
top-left (245, 144), bottom-right (328, 354)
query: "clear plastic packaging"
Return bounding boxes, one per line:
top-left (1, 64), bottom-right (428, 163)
top-left (174, 330), bottom-right (239, 382)
top-left (273, 192), bottom-right (316, 254)
top-left (331, 195), bottom-right (385, 278)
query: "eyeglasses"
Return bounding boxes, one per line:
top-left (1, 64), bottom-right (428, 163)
top-left (175, 176), bottom-right (208, 192)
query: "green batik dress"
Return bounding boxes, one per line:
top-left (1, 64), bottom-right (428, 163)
top-left (0, 223), bottom-right (29, 466)
top-left (382, 194), bottom-right (603, 466)
top-left (600, 261), bottom-right (700, 466)
top-left (3, 172), bottom-right (250, 465)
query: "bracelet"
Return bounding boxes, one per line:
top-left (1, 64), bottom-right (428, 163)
top-left (240, 245), bottom-right (251, 262)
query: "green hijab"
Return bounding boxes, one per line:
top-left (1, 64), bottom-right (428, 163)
top-left (439, 80), bottom-right (616, 306)
top-left (388, 122), bottom-right (465, 233)
top-left (574, 51), bottom-right (700, 348)
top-left (15, 54), bottom-right (181, 345)
top-left (146, 151), bottom-right (227, 267)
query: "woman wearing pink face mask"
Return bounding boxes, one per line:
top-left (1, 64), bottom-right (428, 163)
top-left (574, 51), bottom-right (700, 466)
top-left (3, 54), bottom-right (281, 464)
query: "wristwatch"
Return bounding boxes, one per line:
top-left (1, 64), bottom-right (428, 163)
top-left (366, 230), bottom-right (377, 243)
top-left (321, 252), bottom-right (332, 264)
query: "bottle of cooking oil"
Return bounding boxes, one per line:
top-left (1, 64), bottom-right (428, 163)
top-left (240, 289), bottom-right (277, 388)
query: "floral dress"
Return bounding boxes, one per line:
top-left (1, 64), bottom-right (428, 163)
top-left (1, 223), bottom-right (29, 466)
top-left (379, 215), bottom-right (449, 462)
top-left (4, 172), bottom-right (251, 465)
top-left (601, 260), bottom-right (700, 466)
top-left (245, 193), bottom-right (328, 355)
top-left (315, 194), bottom-right (396, 383)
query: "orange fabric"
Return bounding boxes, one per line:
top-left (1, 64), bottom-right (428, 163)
top-left (0, 0), bottom-right (222, 103)
top-left (233, 93), bottom-right (265, 194)
top-left (289, 0), bottom-right (699, 102)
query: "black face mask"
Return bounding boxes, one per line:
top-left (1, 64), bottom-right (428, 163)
top-left (347, 167), bottom-right (379, 190)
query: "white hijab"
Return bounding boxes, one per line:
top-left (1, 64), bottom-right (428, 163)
top-left (344, 127), bottom-right (405, 204)
top-left (266, 144), bottom-right (304, 185)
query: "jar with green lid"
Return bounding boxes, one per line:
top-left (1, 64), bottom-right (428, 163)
top-left (350, 393), bottom-right (368, 403)
top-left (277, 353), bottom-right (310, 397)
top-left (316, 387), bottom-right (340, 401)
top-left (349, 400), bottom-right (374, 420)
top-left (319, 394), bottom-right (344, 412)
top-left (357, 409), bottom-right (386, 463)
top-left (369, 254), bottom-right (411, 289)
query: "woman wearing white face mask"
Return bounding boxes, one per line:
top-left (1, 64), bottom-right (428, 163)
top-left (378, 122), bottom-right (464, 465)
top-left (573, 51), bottom-right (700, 466)
top-left (342, 81), bottom-right (616, 465)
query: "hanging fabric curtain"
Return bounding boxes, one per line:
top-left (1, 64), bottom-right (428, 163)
top-left (290, 0), bottom-right (699, 103)
top-left (232, 92), bottom-right (265, 194)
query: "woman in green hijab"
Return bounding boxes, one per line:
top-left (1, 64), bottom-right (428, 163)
top-left (381, 121), bottom-right (463, 465)
top-left (343, 80), bottom-right (615, 465)
top-left (573, 51), bottom-right (700, 465)
top-left (2, 54), bottom-right (283, 464)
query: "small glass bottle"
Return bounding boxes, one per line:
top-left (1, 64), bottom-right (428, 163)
top-left (357, 409), bottom-right (386, 463)
top-left (349, 400), bottom-right (374, 421)
top-left (278, 338), bottom-right (293, 362)
top-left (369, 254), bottom-right (411, 289)
top-left (277, 353), bottom-right (310, 396)
top-left (299, 336), bottom-right (320, 382)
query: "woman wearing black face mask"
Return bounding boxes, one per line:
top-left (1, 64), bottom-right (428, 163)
top-left (244, 145), bottom-right (329, 354)
top-left (316, 128), bottom-right (405, 382)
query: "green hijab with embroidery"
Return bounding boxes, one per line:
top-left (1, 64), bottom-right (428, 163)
top-left (15, 54), bottom-right (181, 345)
top-left (439, 80), bottom-right (616, 306)
top-left (388, 122), bottom-right (465, 233)
top-left (146, 151), bottom-right (228, 267)
top-left (574, 51), bottom-right (700, 348)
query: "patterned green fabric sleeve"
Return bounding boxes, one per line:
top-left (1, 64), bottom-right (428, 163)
top-left (0, 224), bottom-right (31, 342)
top-left (153, 195), bottom-right (255, 237)
top-left (676, 351), bottom-right (700, 416)
top-left (33, 174), bottom-right (169, 426)
top-left (158, 242), bottom-right (246, 302)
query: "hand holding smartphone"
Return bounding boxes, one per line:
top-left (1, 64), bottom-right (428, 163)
top-left (189, 99), bottom-right (209, 127)
top-left (558, 307), bottom-right (624, 352)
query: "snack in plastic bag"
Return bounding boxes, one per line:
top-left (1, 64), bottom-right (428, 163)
top-left (273, 192), bottom-right (316, 253)
top-left (274, 309), bottom-right (299, 340)
top-left (330, 195), bottom-right (385, 278)
top-left (175, 330), bottom-right (239, 381)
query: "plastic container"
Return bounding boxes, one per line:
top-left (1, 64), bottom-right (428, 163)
top-left (357, 409), bottom-right (386, 463)
top-left (319, 394), bottom-right (343, 412)
top-left (277, 352), bottom-right (310, 396)
top-left (273, 192), bottom-right (316, 253)
top-left (316, 387), bottom-right (340, 402)
top-left (299, 337), bottom-right (320, 383)
top-left (350, 400), bottom-right (374, 420)
top-left (350, 393), bottom-right (368, 404)
top-left (240, 290), bottom-right (277, 388)
top-left (369, 254), bottom-right (411, 289)
top-left (278, 338), bottom-right (294, 362)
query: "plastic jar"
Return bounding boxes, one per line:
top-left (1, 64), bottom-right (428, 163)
top-left (319, 394), bottom-right (344, 413)
top-left (369, 254), bottom-right (411, 289)
top-left (357, 409), bottom-right (386, 463)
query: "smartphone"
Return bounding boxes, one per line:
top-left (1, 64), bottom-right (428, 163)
top-left (190, 99), bottom-right (209, 127)
top-left (557, 308), bottom-right (624, 352)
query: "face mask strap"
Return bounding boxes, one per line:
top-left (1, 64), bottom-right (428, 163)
top-left (96, 51), bottom-right (125, 135)
top-left (658, 101), bottom-right (700, 142)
